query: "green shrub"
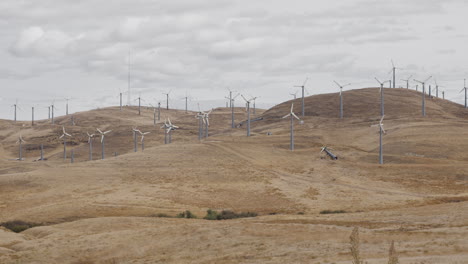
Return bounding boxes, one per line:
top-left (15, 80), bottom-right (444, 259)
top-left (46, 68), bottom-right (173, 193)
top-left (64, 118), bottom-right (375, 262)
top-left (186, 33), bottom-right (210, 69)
top-left (320, 210), bottom-right (346, 214)
top-left (150, 213), bottom-right (171, 218)
top-left (1, 220), bottom-right (40, 233)
top-left (176, 210), bottom-right (197, 219)
top-left (204, 209), bottom-right (258, 220)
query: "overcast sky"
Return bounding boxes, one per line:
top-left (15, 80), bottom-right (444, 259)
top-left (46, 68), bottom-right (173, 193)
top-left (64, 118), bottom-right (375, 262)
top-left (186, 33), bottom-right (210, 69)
top-left (1, 0), bottom-right (467, 121)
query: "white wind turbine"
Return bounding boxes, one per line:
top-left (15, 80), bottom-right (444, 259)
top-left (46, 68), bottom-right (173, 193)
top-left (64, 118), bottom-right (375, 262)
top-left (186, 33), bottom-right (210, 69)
top-left (16, 134), bottom-right (26, 161)
top-left (460, 79), bottom-right (467, 108)
top-left (375, 78), bottom-right (391, 117)
top-left (290, 91), bottom-right (298, 100)
top-left (161, 118), bottom-right (178, 144)
top-left (282, 103), bottom-right (302, 151)
top-left (334, 81), bottom-right (351, 119)
top-left (401, 75), bottom-right (413, 89)
top-left (132, 127), bottom-right (140, 152)
top-left (414, 76), bottom-right (432, 117)
top-left (371, 115), bottom-right (386, 164)
top-left (139, 130), bottom-right (150, 151)
top-left (202, 109), bottom-right (212, 138)
top-left (195, 109), bottom-right (204, 140)
top-left (59, 126), bottom-right (72, 160)
top-left (433, 78), bottom-right (443, 98)
top-left (163, 90), bottom-right (172, 110)
top-left (12, 99), bottom-right (22, 123)
top-left (87, 132), bottom-right (95, 161)
top-left (294, 77), bottom-right (309, 117)
top-left (97, 128), bottom-right (112, 160)
top-left (241, 95), bottom-right (257, 137)
top-left (225, 91), bottom-right (240, 128)
top-left (389, 60), bottom-right (402, 88)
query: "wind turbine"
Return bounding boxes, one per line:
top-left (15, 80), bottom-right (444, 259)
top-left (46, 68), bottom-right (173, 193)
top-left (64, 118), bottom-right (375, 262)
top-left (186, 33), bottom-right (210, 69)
top-left (97, 128), bottom-right (112, 160)
top-left (371, 115), bottom-right (386, 164)
top-left (202, 109), bottom-right (212, 138)
top-left (460, 79), bottom-right (467, 108)
top-left (132, 127), bottom-right (140, 152)
top-left (163, 91), bottom-right (171, 110)
top-left (282, 103), bottom-right (301, 151)
top-left (225, 93), bottom-right (239, 128)
top-left (334, 81), bottom-right (351, 119)
top-left (414, 76), bottom-right (432, 116)
top-left (31, 106), bottom-right (35, 126)
top-left (253, 97), bottom-right (259, 115)
top-left (290, 91), bottom-right (298, 100)
top-left (59, 126), bottom-right (72, 160)
top-left (434, 78), bottom-right (443, 98)
top-left (65, 97), bottom-right (71, 115)
top-left (50, 100), bottom-right (58, 124)
top-left (87, 132), bottom-right (95, 161)
top-left (195, 110), bottom-right (204, 140)
top-left (375, 78), bottom-right (391, 117)
top-left (241, 95), bottom-right (257, 136)
top-left (389, 60), bottom-right (402, 89)
top-left (134, 94), bottom-right (144, 115)
top-left (161, 119), bottom-right (178, 144)
top-left (401, 75), bottom-right (413, 89)
top-left (320, 146), bottom-right (338, 160)
top-left (12, 99), bottom-right (21, 123)
top-left (16, 134), bottom-right (26, 161)
top-left (442, 90), bottom-right (445, 100)
top-left (139, 130), bottom-right (150, 151)
top-left (294, 77), bottom-right (309, 117)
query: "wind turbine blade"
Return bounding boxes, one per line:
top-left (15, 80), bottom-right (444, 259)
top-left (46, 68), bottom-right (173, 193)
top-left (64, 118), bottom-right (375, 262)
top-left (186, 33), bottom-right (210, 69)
top-left (97, 128), bottom-right (103, 134)
top-left (241, 95), bottom-right (248, 102)
top-left (65, 132), bottom-right (72, 137)
top-left (290, 103), bottom-right (294, 113)
top-left (424, 76), bottom-right (433, 83)
top-left (292, 113), bottom-right (300, 120)
top-left (59, 134), bottom-right (64, 139)
top-left (333, 80), bottom-right (341, 88)
top-left (380, 115), bottom-right (385, 124)
top-left (282, 113), bottom-right (291, 119)
top-left (374, 77), bottom-right (381, 84)
top-left (380, 124), bottom-right (386, 134)
top-left (391, 59), bottom-right (395, 68)
top-left (303, 77), bottom-right (309, 86)
top-left (104, 130), bottom-right (112, 134)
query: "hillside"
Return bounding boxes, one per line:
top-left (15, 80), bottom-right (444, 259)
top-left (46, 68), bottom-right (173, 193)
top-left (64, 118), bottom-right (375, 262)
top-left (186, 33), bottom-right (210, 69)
top-left (0, 88), bottom-right (467, 263)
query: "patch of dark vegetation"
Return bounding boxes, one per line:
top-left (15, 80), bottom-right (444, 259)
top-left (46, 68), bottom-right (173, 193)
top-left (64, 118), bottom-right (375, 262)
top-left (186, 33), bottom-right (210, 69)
top-left (1, 220), bottom-right (41, 233)
top-left (204, 209), bottom-right (258, 220)
top-left (297, 212), bottom-right (305, 215)
top-left (176, 210), bottom-right (197, 219)
top-left (150, 213), bottom-right (171, 218)
top-left (320, 210), bottom-right (347, 214)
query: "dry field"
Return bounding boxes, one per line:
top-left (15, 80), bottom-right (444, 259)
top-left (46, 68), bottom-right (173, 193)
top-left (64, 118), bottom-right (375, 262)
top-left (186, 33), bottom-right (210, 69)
top-left (0, 88), bottom-right (467, 263)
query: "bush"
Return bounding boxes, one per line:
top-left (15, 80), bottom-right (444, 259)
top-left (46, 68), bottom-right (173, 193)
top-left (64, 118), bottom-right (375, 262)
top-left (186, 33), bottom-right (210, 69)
top-left (204, 209), bottom-right (258, 220)
top-left (1, 220), bottom-right (40, 233)
top-left (176, 210), bottom-right (197, 219)
top-left (150, 213), bottom-right (171, 218)
top-left (320, 210), bottom-right (346, 214)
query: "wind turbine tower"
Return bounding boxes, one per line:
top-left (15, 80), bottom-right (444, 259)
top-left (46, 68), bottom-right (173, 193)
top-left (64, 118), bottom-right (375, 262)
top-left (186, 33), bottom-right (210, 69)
top-left (414, 76), bottom-right (432, 116)
top-left (375, 78), bottom-right (390, 117)
top-left (16, 134), bottom-right (26, 161)
top-left (389, 60), bottom-right (402, 89)
top-left (282, 103), bottom-right (301, 151)
top-left (460, 79), bottom-right (468, 108)
top-left (334, 81), bottom-right (351, 119)
top-left (294, 77), bottom-right (309, 117)
top-left (87, 132), bottom-right (95, 161)
top-left (59, 126), bottom-right (72, 160)
top-left (371, 115), bottom-right (386, 164)
top-left (402, 75), bottom-right (413, 89)
top-left (241, 95), bottom-right (256, 136)
top-left (97, 128), bottom-right (112, 160)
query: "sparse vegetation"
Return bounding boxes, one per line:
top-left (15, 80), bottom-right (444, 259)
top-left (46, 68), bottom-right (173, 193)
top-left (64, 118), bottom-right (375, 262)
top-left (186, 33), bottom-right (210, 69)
top-left (176, 210), bottom-right (197, 219)
top-left (204, 209), bottom-right (257, 220)
top-left (320, 210), bottom-right (346, 214)
top-left (150, 213), bottom-right (171, 218)
top-left (1, 220), bottom-right (40, 233)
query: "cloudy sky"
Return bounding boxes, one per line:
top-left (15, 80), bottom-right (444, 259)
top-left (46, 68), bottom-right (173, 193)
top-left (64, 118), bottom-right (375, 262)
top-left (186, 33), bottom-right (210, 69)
top-left (1, 0), bottom-right (467, 120)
